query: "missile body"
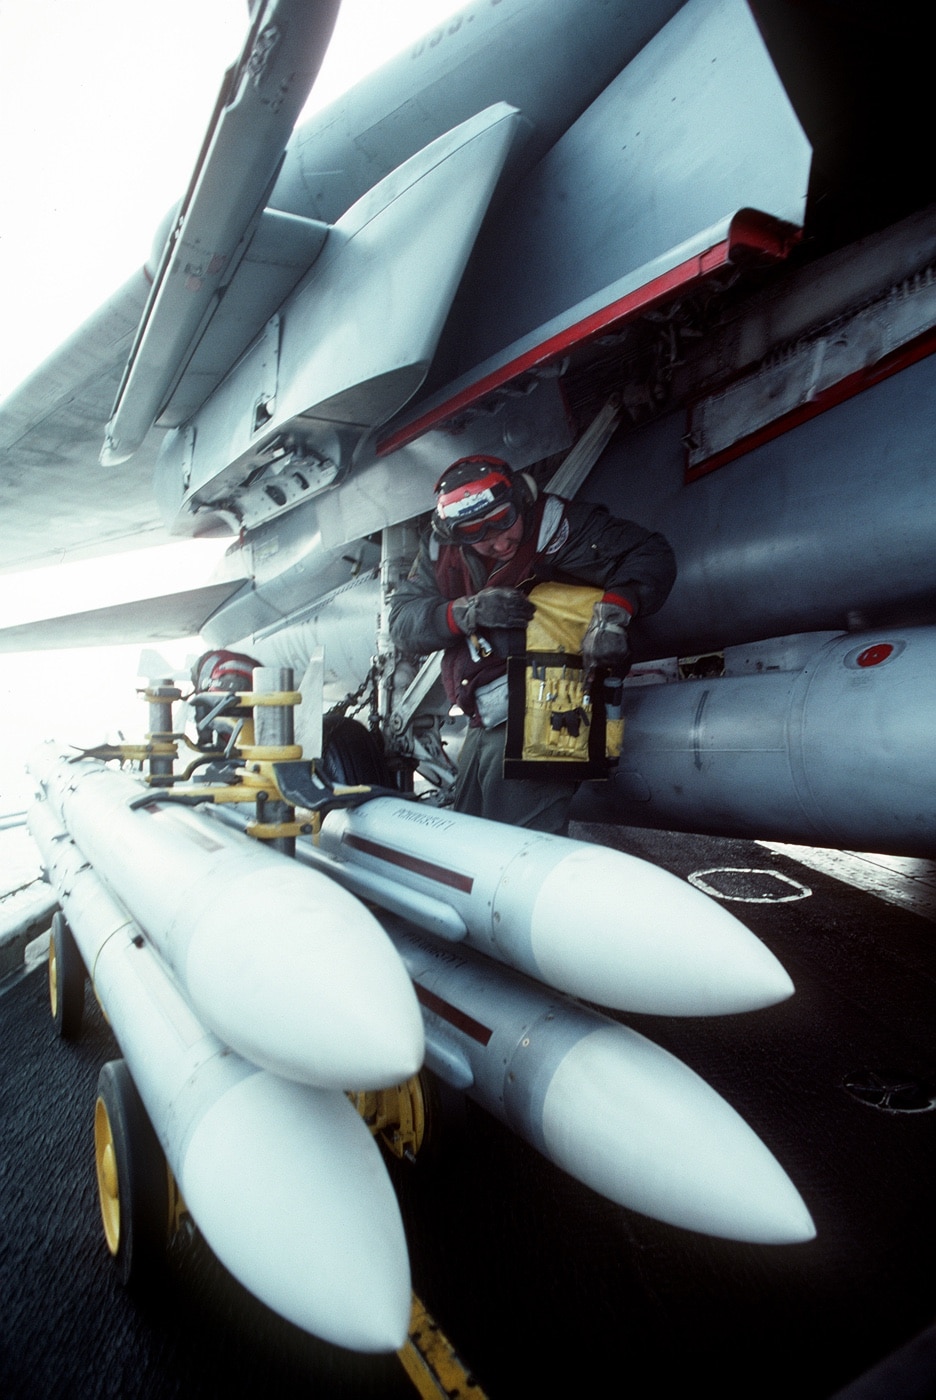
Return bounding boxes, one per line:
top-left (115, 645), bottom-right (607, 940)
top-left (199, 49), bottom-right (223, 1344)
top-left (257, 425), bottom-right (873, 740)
top-left (589, 626), bottom-right (936, 857)
top-left (383, 917), bottom-right (815, 1244)
top-left (306, 798), bottom-right (793, 1016)
top-left (30, 748), bottom-right (423, 1090)
top-left (28, 797), bottom-right (412, 1352)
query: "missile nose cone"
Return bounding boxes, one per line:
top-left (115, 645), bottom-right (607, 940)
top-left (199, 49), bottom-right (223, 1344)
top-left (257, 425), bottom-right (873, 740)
top-left (542, 1026), bottom-right (816, 1244)
top-left (182, 865), bottom-right (425, 1089)
top-left (524, 845), bottom-right (794, 1015)
top-left (181, 1073), bottom-right (413, 1352)
top-left (321, 960), bottom-right (426, 1091)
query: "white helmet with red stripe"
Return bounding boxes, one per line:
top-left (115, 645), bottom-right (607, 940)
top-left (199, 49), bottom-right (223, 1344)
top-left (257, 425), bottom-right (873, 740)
top-left (432, 456), bottom-right (532, 544)
top-left (191, 649), bottom-right (259, 695)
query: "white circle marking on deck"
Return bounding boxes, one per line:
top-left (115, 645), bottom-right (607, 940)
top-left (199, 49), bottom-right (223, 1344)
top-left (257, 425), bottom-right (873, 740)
top-left (687, 868), bottom-right (812, 904)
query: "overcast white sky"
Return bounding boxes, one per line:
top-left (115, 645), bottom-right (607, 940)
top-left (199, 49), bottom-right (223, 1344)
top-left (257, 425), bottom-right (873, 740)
top-left (0, 0), bottom-right (466, 806)
top-left (0, 0), bottom-right (467, 398)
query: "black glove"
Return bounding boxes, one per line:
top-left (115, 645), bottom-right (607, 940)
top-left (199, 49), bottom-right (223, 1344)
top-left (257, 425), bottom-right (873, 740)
top-left (451, 587), bottom-right (535, 634)
top-left (582, 601), bottom-right (632, 670)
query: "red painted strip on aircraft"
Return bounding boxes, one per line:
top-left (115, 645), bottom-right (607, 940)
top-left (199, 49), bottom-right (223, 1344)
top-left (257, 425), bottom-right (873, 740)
top-left (414, 983), bottom-right (493, 1046)
top-left (342, 832), bottom-right (474, 893)
top-left (377, 210), bottom-right (797, 457)
top-left (685, 324), bottom-right (936, 483)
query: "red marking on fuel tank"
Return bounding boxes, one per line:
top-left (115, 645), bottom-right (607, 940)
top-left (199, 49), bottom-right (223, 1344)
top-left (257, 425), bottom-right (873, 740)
top-left (856, 644), bottom-right (894, 668)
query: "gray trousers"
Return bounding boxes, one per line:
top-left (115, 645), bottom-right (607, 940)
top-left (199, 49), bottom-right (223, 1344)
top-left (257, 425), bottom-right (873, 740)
top-left (453, 724), bottom-right (577, 835)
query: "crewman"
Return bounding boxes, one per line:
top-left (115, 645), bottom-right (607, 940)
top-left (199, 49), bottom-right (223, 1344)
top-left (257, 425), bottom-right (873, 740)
top-left (389, 455), bottom-right (676, 833)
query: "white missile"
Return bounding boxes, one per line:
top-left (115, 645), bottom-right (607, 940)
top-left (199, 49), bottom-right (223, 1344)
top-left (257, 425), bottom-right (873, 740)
top-left (30, 748), bottom-right (423, 1090)
top-left (28, 797), bottom-right (412, 1351)
top-left (304, 798), bottom-right (793, 1016)
top-left (385, 917), bottom-right (815, 1244)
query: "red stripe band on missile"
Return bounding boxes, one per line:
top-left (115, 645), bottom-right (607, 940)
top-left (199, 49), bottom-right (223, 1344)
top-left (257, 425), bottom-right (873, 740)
top-left (342, 833), bottom-right (474, 893)
top-left (414, 984), bottom-right (493, 1046)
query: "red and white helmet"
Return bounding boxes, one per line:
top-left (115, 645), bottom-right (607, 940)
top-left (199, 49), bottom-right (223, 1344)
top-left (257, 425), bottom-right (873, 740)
top-left (191, 649), bottom-right (259, 695)
top-left (432, 456), bottom-right (524, 544)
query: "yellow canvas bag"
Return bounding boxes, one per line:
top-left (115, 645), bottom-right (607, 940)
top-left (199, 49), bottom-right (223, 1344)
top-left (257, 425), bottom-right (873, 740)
top-left (504, 582), bottom-right (625, 779)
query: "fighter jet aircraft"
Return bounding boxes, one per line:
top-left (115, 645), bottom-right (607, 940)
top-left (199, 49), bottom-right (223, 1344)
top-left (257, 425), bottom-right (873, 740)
top-left (4, 0), bottom-right (934, 1366)
top-left (1, 0), bottom-right (931, 855)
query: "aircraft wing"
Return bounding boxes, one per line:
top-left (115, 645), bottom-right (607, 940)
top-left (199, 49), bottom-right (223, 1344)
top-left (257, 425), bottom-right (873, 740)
top-left (103, 0), bottom-right (341, 466)
top-left (0, 0), bottom-right (341, 640)
top-left (0, 0), bottom-right (811, 652)
top-left (0, 270), bottom-right (170, 573)
top-left (0, 583), bottom-right (241, 654)
top-left (0, 278), bottom-right (252, 649)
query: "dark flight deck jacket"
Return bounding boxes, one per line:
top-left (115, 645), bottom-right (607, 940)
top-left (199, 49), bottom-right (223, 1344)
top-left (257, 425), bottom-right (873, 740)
top-left (389, 493), bottom-right (676, 722)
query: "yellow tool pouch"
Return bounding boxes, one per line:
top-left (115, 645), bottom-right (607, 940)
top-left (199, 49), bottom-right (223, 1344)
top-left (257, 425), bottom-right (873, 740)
top-left (504, 583), bottom-right (625, 781)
